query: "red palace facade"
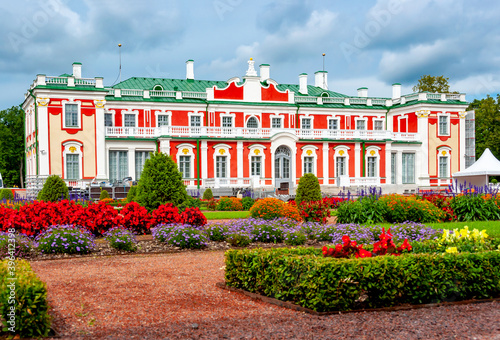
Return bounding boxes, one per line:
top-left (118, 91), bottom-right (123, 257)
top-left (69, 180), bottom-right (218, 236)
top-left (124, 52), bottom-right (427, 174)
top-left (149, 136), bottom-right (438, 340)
top-left (22, 59), bottom-right (473, 195)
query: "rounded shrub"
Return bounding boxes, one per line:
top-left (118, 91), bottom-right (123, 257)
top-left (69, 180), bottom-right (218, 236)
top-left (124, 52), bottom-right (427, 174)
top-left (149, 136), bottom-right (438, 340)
top-left (100, 189), bottom-right (110, 200)
top-left (295, 173), bottom-right (321, 205)
top-left (242, 197), bottom-right (255, 210)
top-left (379, 194), bottom-right (445, 223)
top-left (35, 225), bottom-right (95, 254)
top-left (202, 188), bottom-right (213, 200)
top-left (181, 207), bottom-right (207, 227)
top-left (120, 201), bottom-right (151, 235)
top-left (37, 175), bottom-right (69, 202)
top-left (249, 197), bottom-right (302, 221)
top-left (151, 203), bottom-right (181, 226)
top-left (104, 227), bottom-right (138, 252)
top-left (217, 197), bottom-right (233, 211)
top-left (0, 189), bottom-right (14, 201)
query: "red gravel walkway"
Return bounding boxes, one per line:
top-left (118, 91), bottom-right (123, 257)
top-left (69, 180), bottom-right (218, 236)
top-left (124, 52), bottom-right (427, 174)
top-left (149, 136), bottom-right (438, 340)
top-left (30, 251), bottom-right (500, 339)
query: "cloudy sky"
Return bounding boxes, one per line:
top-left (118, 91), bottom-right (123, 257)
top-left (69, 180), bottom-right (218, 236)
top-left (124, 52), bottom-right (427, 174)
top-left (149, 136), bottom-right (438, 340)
top-left (2, 0), bottom-right (500, 109)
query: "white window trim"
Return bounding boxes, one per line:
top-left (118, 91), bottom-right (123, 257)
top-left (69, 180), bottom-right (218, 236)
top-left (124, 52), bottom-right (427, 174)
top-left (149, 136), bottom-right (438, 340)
top-left (437, 112), bottom-right (451, 136)
top-left (365, 146), bottom-right (381, 178)
top-left (269, 114), bottom-right (284, 129)
top-left (328, 117), bottom-right (340, 130)
top-left (300, 115), bottom-right (314, 129)
top-left (188, 111), bottom-right (204, 126)
top-left (104, 110), bottom-right (115, 127)
top-left (213, 143), bottom-right (232, 178)
top-left (62, 141), bottom-right (83, 180)
top-left (373, 118), bottom-right (384, 130)
top-left (176, 143), bottom-right (195, 179)
top-left (156, 110), bottom-right (172, 127)
top-left (245, 115), bottom-right (261, 129)
top-left (355, 117), bottom-right (367, 130)
top-left (122, 109), bottom-right (139, 127)
top-left (248, 144), bottom-right (266, 178)
top-left (398, 116), bottom-right (408, 132)
top-left (437, 147), bottom-right (452, 178)
top-left (301, 145), bottom-right (318, 176)
top-left (334, 145), bottom-right (350, 178)
top-left (62, 99), bottom-right (81, 129)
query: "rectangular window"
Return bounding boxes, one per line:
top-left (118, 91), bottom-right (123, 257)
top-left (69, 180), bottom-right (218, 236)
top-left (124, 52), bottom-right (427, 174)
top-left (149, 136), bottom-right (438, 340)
top-left (301, 118), bottom-right (311, 129)
top-left (124, 114), bottom-right (136, 127)
top-left (271, 118), bottom-right (282, 129)
top-left (190, 116), bottom-right (201, 127)
top-left (439, 116), bottom-right (448, 135)
top-left (439, 156), bottom-right (448, 178)
top-left (328, 119), bottom-right (338, 130)
top-left (374, 120), bottom-right (383, 130)
top-left (157, 115), bottom-right (169, 127)
top-left (356, 120), bottom-right (366, 130)
top-left (216, 156), bottom-right (227, 178)
top-left (336, 157), bottom-right (346, 176)
top-left (402, 153), bottom-right (415, 184)
top-left (367, 156), bottom-right (376, 177)
top-left (105, 113), bottom-right (113, 127)
top-left (303, 157), bottom-right (314, 174)
top-left (66, 154), bottom-right (79, 180)
top-left (391, 153), bottom-right (397, 184)
top-left (179, 155), bottom-right (191, 179)
top-left (222, 116), bottom-right (232, 127)
top-left (251, 156), bottom-right (261, 176)
top-left (135, 151), bottom-right (151, 180)
top-left (282, 158), bottom-right (290, 178)
top-left (65, 103), bottom-right (79, 127)
top-left (109, 151), bottom-right (128, 182)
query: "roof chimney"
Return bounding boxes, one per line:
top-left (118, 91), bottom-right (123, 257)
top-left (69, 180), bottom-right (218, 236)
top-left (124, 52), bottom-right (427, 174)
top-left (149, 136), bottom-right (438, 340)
top-left (357, 87), bottom-right (368, 97)
top-left (186, 59), bottom-right (194, 80)
top-left (392, 83), bottom-right (401, 99)
top-left (260, 64), bottom-right (270, 82)
top-left (299, 73), bottom-right (308, 95)
top-left (314, 71), bottom-right (328, 90)
top-left (72, 62), bottom-right (82, 78)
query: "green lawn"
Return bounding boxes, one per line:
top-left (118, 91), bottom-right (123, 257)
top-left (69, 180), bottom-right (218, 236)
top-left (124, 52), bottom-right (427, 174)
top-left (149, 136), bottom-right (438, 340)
top-left (203, 211), bottom-right (250, 220)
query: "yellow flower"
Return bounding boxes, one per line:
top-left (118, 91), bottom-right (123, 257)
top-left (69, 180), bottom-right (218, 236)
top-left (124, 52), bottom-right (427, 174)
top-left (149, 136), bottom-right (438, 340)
top-left (445, 247), bottom-right (458, 253)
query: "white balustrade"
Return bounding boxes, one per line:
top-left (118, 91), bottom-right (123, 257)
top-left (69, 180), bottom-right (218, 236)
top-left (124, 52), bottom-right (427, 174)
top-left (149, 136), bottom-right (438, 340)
top-left (121, 89), bottom-right (144, 96)
top-left (150, 90), bottom-right (176, 97)
top-left (75, 78), bottom-right (96, 86)
top-left (182, 91), bottom-right (207, 99)
top-left (46, 76), bottom-right (68, 85)
top-left (322, 97), bottom-right (345, 104)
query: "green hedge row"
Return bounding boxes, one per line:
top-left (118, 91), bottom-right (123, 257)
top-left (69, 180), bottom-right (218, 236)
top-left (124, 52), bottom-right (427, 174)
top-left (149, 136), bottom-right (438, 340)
top-left (225, 248), bottom-right (500, 312)
top-left (0, 259), bottom-right (51, 337)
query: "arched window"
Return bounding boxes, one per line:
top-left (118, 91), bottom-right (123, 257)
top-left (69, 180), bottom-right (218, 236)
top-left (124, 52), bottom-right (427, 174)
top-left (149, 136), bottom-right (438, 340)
top-left (153, 85), bottom-right (164, 91)
top-left (246, 117), bottom-right (259, 129)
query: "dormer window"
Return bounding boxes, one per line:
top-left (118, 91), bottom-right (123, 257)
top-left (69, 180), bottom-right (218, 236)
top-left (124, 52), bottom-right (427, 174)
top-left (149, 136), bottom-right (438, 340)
top-left (153, 85), bottom-right (164, 91)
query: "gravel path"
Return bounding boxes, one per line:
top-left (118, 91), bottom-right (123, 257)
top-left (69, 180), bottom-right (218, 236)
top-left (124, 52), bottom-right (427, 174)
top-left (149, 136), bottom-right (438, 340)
top-left (30, 251), bottom-right (500, 340)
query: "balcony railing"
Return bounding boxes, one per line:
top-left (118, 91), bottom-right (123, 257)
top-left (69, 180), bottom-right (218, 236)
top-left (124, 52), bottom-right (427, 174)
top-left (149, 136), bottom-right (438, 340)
top-left (106, 126), bottom-right (420, 141)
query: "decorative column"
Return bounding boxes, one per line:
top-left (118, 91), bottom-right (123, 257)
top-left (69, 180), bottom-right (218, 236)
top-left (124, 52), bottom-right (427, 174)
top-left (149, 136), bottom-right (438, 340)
top-left (94, 100), bottom-right (107, 179)
top-left (354, 142), bottom-right (361, 179)
top-left (128, 146), bottom-right (135, 180)
top-left (159, 138), bottom-right (170, 155)
top-left (201, 141), bottom-right (208, 184)
top-left (322, 142), bottom-right (329, 185)
top-left (416, 110), bottom-right (430, 187)
top-left (36, 97), bottom-right (50, 176)
top-left (237, 141), bottom-right (244, 184)
top-left (385, 142), bottom-right (392, 185)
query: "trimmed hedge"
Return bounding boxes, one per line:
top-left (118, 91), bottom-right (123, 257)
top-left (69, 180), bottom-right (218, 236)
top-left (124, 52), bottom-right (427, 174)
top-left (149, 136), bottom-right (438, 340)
top-left (0, 259), bottom-right (51, 337)
top-left (225, 248), bottom-right (500, 312)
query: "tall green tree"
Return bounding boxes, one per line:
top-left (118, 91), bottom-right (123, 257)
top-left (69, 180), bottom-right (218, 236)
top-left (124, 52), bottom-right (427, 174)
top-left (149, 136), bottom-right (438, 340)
top-left (412, 75), bottom-right (451, 93)
top-left (135, 151), bottom-right (189, 211)
top-left (0, 106), bottom-right (25, 187)
top-left (467, 95), bottom-right (500, 160)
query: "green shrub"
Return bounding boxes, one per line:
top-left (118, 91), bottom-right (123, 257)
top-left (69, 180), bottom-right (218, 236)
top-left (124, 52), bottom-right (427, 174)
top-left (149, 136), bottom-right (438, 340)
top-left (249, 198), bottom-right (302, 221)
top-left (242, 197), bottom-right (255, 210)
top-left (104, 227), bottom-right (138, 252)
top-left (37, 175), bottom-right (69, 202)
top-left (295, 173), bottom-right (321, 205)
top-left (379, 194), bottom-right (444, 223)
top-left (226, 233), bottom-right (251, 247)
top-left (0, 189), bottom-right (14, 200)
top-left (283, 231), bottom-right (307, 246)
top-left (217, 197), bottom-right (233, 211)
top-left (206, 224), bottom-right (228, 242)
top-left (449, 194), bottom-right (500, 221)
top-left (225, 248), bottom-right (500, 312)
top-left (99, 189), bottom-right (110, 200)
top-left (0, 259), bottom-right (51, 337)
top-left (202, 188), bottom-right (213, 200)
top-left (336, 196), bottom-right (385, 224)
top-left (35, 225), bottom-right (95, 254)
top-left (127, 186), bottom-right (138, 202)
top-left (135, 152), bottom-right (189, 212)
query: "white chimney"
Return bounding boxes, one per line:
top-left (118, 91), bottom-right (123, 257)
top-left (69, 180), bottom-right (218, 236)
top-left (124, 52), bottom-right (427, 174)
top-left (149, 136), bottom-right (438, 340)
top-left (392, 83), bottom-right (401, 99)
top-left (72, 62), bottom-right (82, 78)
top-left (314, 71), bottom-right (328, 90)
top-left (299, 73), bottom-right (308, 95)
top-left (186, 59), bottom-right (194, 80)
top-left (357, 87), bottom-right (368, 97)
top-left (260, 64), bottom-right (270, 82)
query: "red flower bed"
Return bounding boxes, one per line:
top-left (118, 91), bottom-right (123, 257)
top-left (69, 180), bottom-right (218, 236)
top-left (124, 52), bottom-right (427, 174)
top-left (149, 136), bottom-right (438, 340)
top-left (120, 201), bottom-right (151, 235)
top-left (181, 207), bottom-right (207, 227)
top-left (79, 201), bottom-right (121, 236)
top-left (151, 203), bottom-right (182, 226)
top-left (299, 200), bottom-right (331, 223)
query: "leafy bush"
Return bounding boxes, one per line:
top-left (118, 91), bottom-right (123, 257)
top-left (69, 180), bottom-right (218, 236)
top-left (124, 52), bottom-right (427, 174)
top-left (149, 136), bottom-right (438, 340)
top-left (206, 198), bottom-right (218, 211)
top-left (135, 151), bottom-right (189, 212)
top-left (242, 197), bottom-right (255, 210)
top-left (99, 189), bottom-right (110, 200)
top-left (151, 224), bottom-right (207, 249)
top-left (151, 203), bottom-right (181, 226)
top-left (336, 196), bottom-right (385, 224)
top-left (0, 259), bottom-right (51, 337)
top-left (217, 197), bottom-right (233, 211)
top-left (379, 194), bottom-right (445, 223)
top-left (120, 201), bottom-right (151, 234)
top-left (295, 173), bottom-right (321, 205)
top-left (104, 227), bottom-right (138, 252)
top-left (206, 224), bottom-right (228, 242)
top-left (35, 225), bottom-right (95, 254)
top-left (202, 188), bottom-right (213, 200)
top-left (299, 200), bottom-right (331, 223)
top-left (127, 185), bottom-right (138, 202)
top-left (283, 230), bottom-right (307, 246)
top-left (0, 189), bottom-right (14, 200)
top-left (181, 207), bottom-right (207, 227)
top-left (0, 231), bottom-right (32, 259)
top-left (37, 175), bottom-right (69, 202)
top-left (449, 194), bottom-right (500, 221)
top-left (250, 198), bottom-right (302, 221)
top-left (422, 194), bottom-right (456, 221)
top-left (226, 233), bottom-right (251, 247)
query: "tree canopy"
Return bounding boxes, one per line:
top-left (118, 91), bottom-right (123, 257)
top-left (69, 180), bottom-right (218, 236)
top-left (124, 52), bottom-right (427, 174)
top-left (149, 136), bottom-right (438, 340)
top-left (467, 95), bottom-right (500, 161)
top-left (0, 106), bottom-right (25, 187)
top-left (412, 75), bottom-right (451, 93)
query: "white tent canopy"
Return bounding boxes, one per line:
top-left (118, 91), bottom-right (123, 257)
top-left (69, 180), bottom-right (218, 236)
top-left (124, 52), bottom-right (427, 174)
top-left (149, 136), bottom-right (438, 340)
top-left (452, 148), bottom-right (500, 187)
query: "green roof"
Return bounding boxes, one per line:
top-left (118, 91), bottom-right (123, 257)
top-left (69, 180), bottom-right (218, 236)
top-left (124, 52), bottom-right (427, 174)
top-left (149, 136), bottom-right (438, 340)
top-left (277, 84), bottom-right (347, 98)
top-left (112, 77), bottom-right (227, 92)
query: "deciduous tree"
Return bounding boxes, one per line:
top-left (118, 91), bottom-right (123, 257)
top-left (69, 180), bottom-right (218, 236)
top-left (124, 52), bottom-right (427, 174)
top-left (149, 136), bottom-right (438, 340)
top-left (0, 106), bottom-right (25, 187)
